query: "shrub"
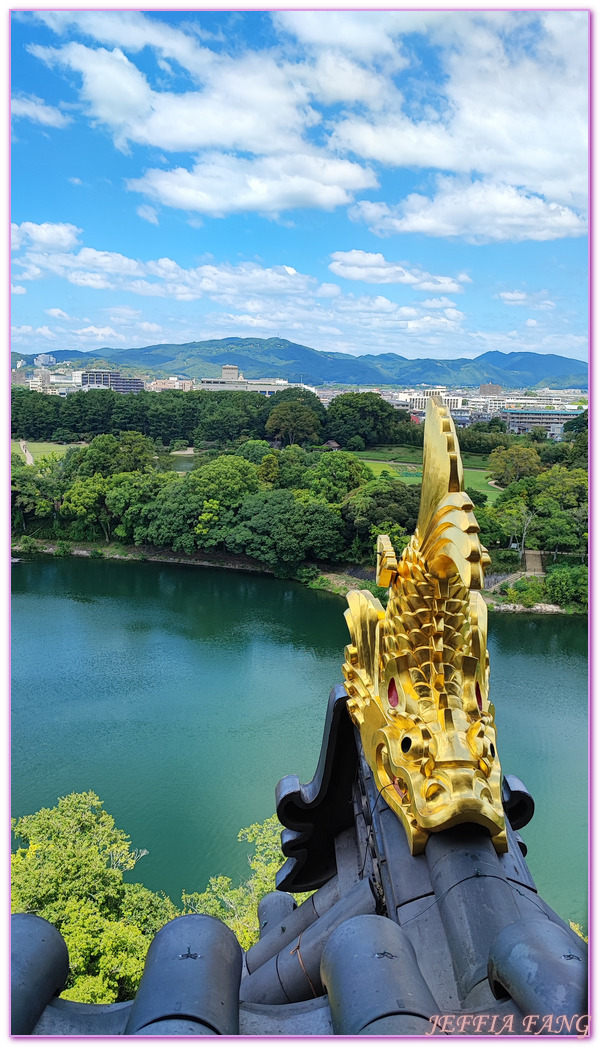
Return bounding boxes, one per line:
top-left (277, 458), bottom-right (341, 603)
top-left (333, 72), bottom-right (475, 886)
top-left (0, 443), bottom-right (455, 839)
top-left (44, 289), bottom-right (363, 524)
top-left (346, 435), bottom-right (366, 451)
top-left (16, 535), bottom-right (38, 555)
top-left (544, 566), bottom-right (587, 611)
top-left (89, 549), bottom-right (104, 559)
top-left (54, 540), bottom-right (73, 557)
top-left (503, 576), bottom-right (546, 607)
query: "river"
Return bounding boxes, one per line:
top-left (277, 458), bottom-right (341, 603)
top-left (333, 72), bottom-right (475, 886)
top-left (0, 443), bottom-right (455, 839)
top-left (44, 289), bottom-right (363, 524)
top-left (11, 558), bottom-right (588, 928)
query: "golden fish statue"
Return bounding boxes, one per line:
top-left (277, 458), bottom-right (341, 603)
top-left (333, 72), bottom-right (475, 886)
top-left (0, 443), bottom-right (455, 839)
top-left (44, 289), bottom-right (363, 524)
top-left (343, 397), bottom-right (507, 854)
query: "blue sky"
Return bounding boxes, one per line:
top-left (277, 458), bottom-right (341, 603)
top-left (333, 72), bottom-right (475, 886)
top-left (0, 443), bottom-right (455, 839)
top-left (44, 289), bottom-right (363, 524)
top-left (10, 9), bottom-right (589, 362)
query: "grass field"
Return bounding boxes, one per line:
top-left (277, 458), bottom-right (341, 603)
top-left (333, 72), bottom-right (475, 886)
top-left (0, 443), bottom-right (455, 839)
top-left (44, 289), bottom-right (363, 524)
top-left (363, 459), bottom-right (500, 502)
top-left (355, 445), bottom-right (490, 470)
top-left (11, 440), bottom-right (75, 462)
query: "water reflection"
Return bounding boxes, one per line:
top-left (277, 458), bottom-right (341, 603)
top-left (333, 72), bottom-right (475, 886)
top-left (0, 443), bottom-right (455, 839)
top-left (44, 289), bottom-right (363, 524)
top-left (11, 559), bottom-right (587, 927)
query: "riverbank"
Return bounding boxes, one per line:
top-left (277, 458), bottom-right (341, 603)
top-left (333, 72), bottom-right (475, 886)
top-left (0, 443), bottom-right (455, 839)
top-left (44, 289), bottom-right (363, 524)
top-left (11, 536), bottom-right (581, 615)
top-left (10, 537), bottom-right (275, 575)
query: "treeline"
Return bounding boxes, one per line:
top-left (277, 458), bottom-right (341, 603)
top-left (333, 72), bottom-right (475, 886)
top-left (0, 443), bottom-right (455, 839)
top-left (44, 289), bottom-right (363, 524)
top-left (12, 411), bottom-right (588, 582)
top-left (12, 385), bottom-right (517, 455)
top-left (11, 386), bottom-right (411, 450)
top-left (11, 434), bottom-right (421, 576)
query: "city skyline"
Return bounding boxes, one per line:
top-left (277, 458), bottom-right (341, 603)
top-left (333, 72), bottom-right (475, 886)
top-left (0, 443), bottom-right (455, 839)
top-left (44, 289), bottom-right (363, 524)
top-left (11, 9), bottom-right (589, 362)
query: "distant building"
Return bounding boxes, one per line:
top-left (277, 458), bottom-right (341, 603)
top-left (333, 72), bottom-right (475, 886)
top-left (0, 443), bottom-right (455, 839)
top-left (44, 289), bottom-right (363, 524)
top-left (146, 377), bottom-right (194, 392)
top-left (198, 364), bottom-right (314, 397)
top-left (81, 370), bottom-right (144, 394)
top-left (409, 390), bottom-right (462, 411)
top-left (34, 353), bottom-right (56, 367)
top-left (500, 406), bottom-right (582, 439)
top-left (28, 369), bottom-right (51, 392)
top-left (479, 383), bottom-right (503, 396)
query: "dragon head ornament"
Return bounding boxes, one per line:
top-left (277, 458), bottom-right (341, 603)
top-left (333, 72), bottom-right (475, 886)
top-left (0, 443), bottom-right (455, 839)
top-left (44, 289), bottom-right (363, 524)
top-left (343, 397), bottom-right (507, 854)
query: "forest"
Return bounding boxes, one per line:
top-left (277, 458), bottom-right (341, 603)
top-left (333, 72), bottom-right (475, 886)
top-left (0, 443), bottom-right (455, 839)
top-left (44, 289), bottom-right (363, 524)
top-left (11, 389), bottom-right (587, 603)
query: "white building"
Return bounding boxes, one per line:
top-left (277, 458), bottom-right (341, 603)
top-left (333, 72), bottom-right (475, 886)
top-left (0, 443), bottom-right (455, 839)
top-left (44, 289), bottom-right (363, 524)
top-left (146, 377), bottom-right (194, 392)
top-left (198, 365), bottom-right (316, 397)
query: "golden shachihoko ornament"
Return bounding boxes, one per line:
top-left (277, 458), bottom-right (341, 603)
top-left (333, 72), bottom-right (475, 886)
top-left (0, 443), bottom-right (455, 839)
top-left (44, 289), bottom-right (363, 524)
top-left (343, 397), bottom-right (507, 854)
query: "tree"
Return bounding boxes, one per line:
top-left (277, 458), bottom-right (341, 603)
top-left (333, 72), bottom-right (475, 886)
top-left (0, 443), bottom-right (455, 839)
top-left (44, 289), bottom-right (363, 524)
top-left (237, 439), bottom-right (273, 464)
top-left (307, 451), bottom-right (372, 503)
top-left (181, 815), bottom-right (309, 951)
top-left (528, 426), bottom-right (548, 443)
top-left (113, 431), bottom-right (156, 474)
top-left (341, 475), bottom-right (421, 563)
top-left (265, 402), bottom-right (321, 446)
top-left (104, 471), bottom-right (179, 544)
top-left (493, 498), bottom-right (538, 557)
top-left (60, 474), bottom-right (114, 542)
top-left (544, 565), bottom-right (588, 610)
top-left (534, 465), bottom-right (587, 509)
top-left (465, 486), bottom-right (488, 508)
top-left (226, 489), bottom-right (344, 575)
top-left (326, 392), bottom-right (396, 447)
top-left (11, 792), bottom-right (178, 1004)
top-left (256, 386), bottom-right (327, 433)
top-left (563, 409), bottom-right (588, 435)
top-left (488, 445), bottom-right (542, 486)
top-left (76, 435), bottom-right (121, 478)
top-left (11, 458), bottom-right (62, 533)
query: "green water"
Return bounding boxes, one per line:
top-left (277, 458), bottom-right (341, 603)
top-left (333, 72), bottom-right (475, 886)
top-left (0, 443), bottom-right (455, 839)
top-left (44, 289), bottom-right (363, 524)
top-left (11, 559), bottom-right (588, 928)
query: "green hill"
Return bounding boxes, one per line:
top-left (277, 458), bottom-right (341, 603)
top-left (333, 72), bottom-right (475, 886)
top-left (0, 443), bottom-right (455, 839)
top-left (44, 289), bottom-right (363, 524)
top-left (11, 338), bottom-right (588, 389)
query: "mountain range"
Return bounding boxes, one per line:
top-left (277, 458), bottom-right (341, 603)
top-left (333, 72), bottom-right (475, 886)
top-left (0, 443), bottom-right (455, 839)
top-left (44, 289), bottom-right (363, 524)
top-left (11, 337), bottom-right (588, 390)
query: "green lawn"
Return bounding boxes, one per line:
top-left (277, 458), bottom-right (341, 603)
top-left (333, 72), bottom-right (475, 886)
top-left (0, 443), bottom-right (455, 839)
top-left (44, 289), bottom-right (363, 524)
top-left (355, 445), bottom-right (490, 470)
top-left (11, 440), bottom-right (78, 462)
top-left (364, 459), bottom-right (500, 503)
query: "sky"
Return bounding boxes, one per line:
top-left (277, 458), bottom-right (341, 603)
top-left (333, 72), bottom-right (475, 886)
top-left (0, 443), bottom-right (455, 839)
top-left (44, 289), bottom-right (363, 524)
top-left (10, 8), bottom-right (589, 362)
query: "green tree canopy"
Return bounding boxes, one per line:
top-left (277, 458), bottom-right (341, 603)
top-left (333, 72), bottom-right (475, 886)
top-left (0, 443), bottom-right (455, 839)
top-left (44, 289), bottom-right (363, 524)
top-left (488, 445), bottom-right (542, 486)
top-left (226, 489), bottom-right (344, 575)
top-left (563, 409), bottom-right (588, 434)
top-left (11, 791), bottom-right (178, 1004)
top-left (265, 401), bottom-right (321, 446)
top-left (326, 392), bottom-right (396, 448)
top-left (307, 451), bottom-right (373, 503)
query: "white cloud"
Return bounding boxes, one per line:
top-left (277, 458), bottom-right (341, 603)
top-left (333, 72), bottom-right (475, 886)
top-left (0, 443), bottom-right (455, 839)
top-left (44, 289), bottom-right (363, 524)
top-left (11, 284), bottom-right (26, 295)
top-left (316, 283), bottom-right (341, 298)
top-left (137, 204), bottom-right (159, 225)
top-left (34, 10), bottom-right (215, 78)
top-left (69, 177), bottom-right (82, 186)
top-left (10, 223), bottom-right (586, 361)
top-left (36, 325), bottom-right (56, 340)
top-left (526, 318), bottom-right (538, 327)
top-left (273, 11), bottom-right (411, 60)
top-left (328, 12), bottom-right (587, 209)
top-left (68, 271), bottom-right (114, 289)
top-left (128, 152), bottom-right (376, 216)
top-left (45, 307), bottom-right (71, 319)
top-left (351, 179), bottom-right (586, 243)
top-left (421, 297), bottom-right (456, 308)
top-left (74, 325), bottom-right (122, 340)
top-left (12, 221), bottom-right (82, 252)
top-left (292, 51), bottom-right (390, 107)
top-left (329, 250), bottom-right (466, 293)
top-left (30, 41), bottom-right (317, 156)
top-left (497, 290), bottom-right (557, 311)
top-left (499, 291), bottom-right (528, 304)
top-left (11, 94), bottom-right (71, 128)
top-left (108, 306), bottom-right (141, 320)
